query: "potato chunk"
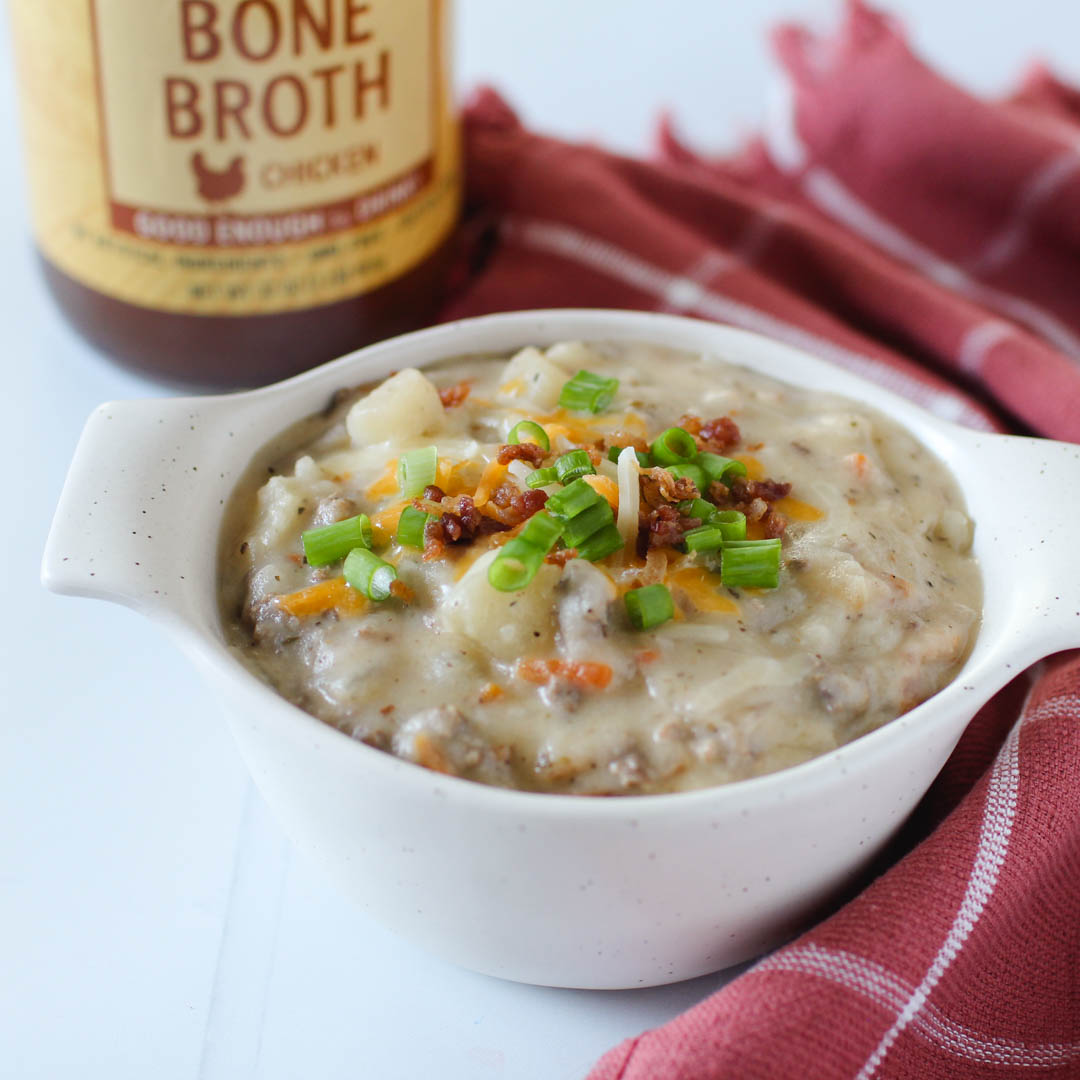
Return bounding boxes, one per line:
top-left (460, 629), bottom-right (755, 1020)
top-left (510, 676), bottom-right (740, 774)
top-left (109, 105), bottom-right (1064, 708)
top-left (440, 549), bottom-right (561, 661)
top-left (496, 346), bottom-right (569, 410)
top-left (346, 368), bottom-right (445, 446)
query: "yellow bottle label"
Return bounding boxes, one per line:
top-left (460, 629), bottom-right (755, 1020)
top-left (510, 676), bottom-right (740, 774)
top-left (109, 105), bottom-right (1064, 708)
top-left (10, 0), bottom-right (459, 315)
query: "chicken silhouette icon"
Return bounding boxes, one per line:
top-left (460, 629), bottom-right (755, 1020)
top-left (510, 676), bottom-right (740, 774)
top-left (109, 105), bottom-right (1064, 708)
top-left (191, 152), bottom-right (246, 203)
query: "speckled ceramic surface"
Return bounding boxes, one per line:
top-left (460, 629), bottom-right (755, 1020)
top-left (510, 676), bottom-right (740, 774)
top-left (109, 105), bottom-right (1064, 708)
top-left (42, 310), bottom-right (1080, 988)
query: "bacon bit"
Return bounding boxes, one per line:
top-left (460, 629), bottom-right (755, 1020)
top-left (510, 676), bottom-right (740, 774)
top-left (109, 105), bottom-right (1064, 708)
top-left (582, 473), bottom-right (619, 507)
top-left (479, 682), bottom-right (504, 704)
top-left (517, 659), bottom-right (614, 690)
top-left (635, 649), bottom-right (660, 665)
top-left (380, 704), bottom-right (396, 715)
top-left (730, 476), bottom-right (792, 503)
top-left (641, 467), bottom-right (698, 508)
top-left (698, 416), bottom-right (741, 453)
top-left (638, 504), bottom-right (698, 556)
top-left (545, 546), bottom-right (579, 567)
top-left (761, 509), bottom-right (788, 539)
top-left (423, 484), bottom-right (446, 501)
top-left (707, 480), bottom-right (729, 504)
top-left (365, 459), bottom-right (400, 499)
top-left (438, 380), bottom-right (471, 408)
top-left (482, 483), bottom-right (548, 527)
top-left (473, 460), bottom-right (507, 507)
top-left (388, 579), bottom-right (414, 603)
top-left (275, 577), bottom-right (366, 618)
top-left (677, 413), bottom-right (703, 435)
top-left (286, 552), bottom-right (305, 565)
top-left (497, 442), bottom-right (546, 466)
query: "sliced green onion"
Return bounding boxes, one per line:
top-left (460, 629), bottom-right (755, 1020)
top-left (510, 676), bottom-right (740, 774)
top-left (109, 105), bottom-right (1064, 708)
top-left (519, 510), bottom-right (564, 551)
top-left (713, 509), bottom-right (747, 541)
top-left (487, 511), bottom-right (564, 592)
top-left (525, 466), bottom-right (559, 489)
top-left (720, 539), bottom-right (782, 589)
top-left (301, 513), bottom-right (373, 567)
top-left (344, 547), bottom-right (398, 600)
top-left (397, 446), bottom-right (438, 498)
top-left (561, 500), bottom-right (615, 548)
top-left (677, 498), bottom-right (717, 523)
top-left (545, 478), bottom-right (602, 520)
top-left (625, 584), bottom-right (675, 630)
top-left (666, 463), bottom-right (708, 492)
top-left (650, 427), bottom-right (698, 466)
top-left (508, 420), bottom-right (550, 451)
top-left (698, 453), bottom-right (747, 485)
top-left (683, 524), bottom-right (725, 553)
top-left (607, 446), bottom-right (651, 468)
top-left (575, 523), bottom-right (624, 562)
top-left (395, 505), bottom-right (435, 549)
top-left (558, 370), bottom-right (619, 413)
top-left (488, 540), bottom-right (545, 592)
top-left (675, 502), bottom-right (745, 540)
top-left (553, 449), bottom-right (595, 484)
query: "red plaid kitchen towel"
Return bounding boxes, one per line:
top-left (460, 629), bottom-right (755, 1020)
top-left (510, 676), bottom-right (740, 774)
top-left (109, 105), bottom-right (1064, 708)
top-left (444, 2), bottom-right (1080, 1076)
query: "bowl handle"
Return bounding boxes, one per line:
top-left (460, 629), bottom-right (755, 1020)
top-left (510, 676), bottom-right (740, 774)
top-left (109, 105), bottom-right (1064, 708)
top-left (959, 432), bottom-right (1080, 658)
top-left (41, 396), bottom-right (232, 622)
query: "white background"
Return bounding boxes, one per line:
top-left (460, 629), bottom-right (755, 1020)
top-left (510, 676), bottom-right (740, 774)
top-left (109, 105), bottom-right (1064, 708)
top-left (3, 3), bottom-right (1078, 1078)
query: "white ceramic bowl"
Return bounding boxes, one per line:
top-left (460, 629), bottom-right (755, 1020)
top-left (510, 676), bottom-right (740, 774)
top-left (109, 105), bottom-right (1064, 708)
top-left (42, 310), bottom-right (1080, 989)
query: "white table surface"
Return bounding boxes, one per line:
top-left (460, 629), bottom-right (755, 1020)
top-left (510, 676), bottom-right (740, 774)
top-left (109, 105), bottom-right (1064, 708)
top-left (4, 3), bottom-right (1078, 1078)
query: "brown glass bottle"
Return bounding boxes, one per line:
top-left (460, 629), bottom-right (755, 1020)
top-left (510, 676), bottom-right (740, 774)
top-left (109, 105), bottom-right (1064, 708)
top-left (12, 0), bottom-right (461, 388)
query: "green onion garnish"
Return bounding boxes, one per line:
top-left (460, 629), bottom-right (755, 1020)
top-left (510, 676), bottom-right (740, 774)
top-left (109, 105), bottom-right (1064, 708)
top-left (553, 449), bottom-right (595, 484)
top-left (698, 453), bottom-right (748, 485)
top-left (650, 427), bottom-right (698, 467)
top-left (666, 463), bottom-right (708, 492)
top-left (575, 523), bottom-right (624, 562)
top-left (395, 505), bottom-right (436, 549)
top-left (508, 420), bottom-right (550, 451)
top-left (625, 584), bottom-right (675, 630)
top-left (561, 500), bottom-right (615, 548)
top-left (487, 511), bottom-right (564, 592)
top-left (558, 370), bottom-right (619, 414)
top-left (343, 547), bottom-right (398, 600)
top-left (713, 509), bottom-right (747, 541)
top-left (301, 513), bottom-right (373, 567)
top-left (682, 524), bottom-right (725, 553)
top-left (720, 539), bottom-right (782, 589)
top-left (519, 510), bottom-right (565, 551)
top-left (525, 466), bottom-right (559, 489)
top-left (397, 446), bottom-right (438, 498)
top-left (677, 498), bottom-right (717, 523)
top-left (607, 446), bottom-right (651, 468)
top-left (546, 478), bottom-right (602, 520)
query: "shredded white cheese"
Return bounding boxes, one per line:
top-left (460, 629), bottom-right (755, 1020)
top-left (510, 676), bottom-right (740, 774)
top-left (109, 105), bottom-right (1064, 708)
top-left (506, 460), bottom-right (533, 486)
top-left (616, 446), bottom-right (640, 547)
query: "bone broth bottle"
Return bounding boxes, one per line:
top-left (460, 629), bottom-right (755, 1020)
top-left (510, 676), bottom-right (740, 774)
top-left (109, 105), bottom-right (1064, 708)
top-left (9, 1), bottom-right (460, 385)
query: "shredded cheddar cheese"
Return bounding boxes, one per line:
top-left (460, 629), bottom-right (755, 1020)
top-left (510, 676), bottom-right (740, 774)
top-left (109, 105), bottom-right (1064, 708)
top-left (667, 567), bottom-right (740, 615)
top-left (365, 459), bottom-right (400, 499)
top-left (275, 578), bottom-right (367, 618)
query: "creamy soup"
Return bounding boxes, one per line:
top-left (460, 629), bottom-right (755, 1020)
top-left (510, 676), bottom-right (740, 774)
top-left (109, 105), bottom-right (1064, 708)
top-left (220, 341), bottom-right (980, 795)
